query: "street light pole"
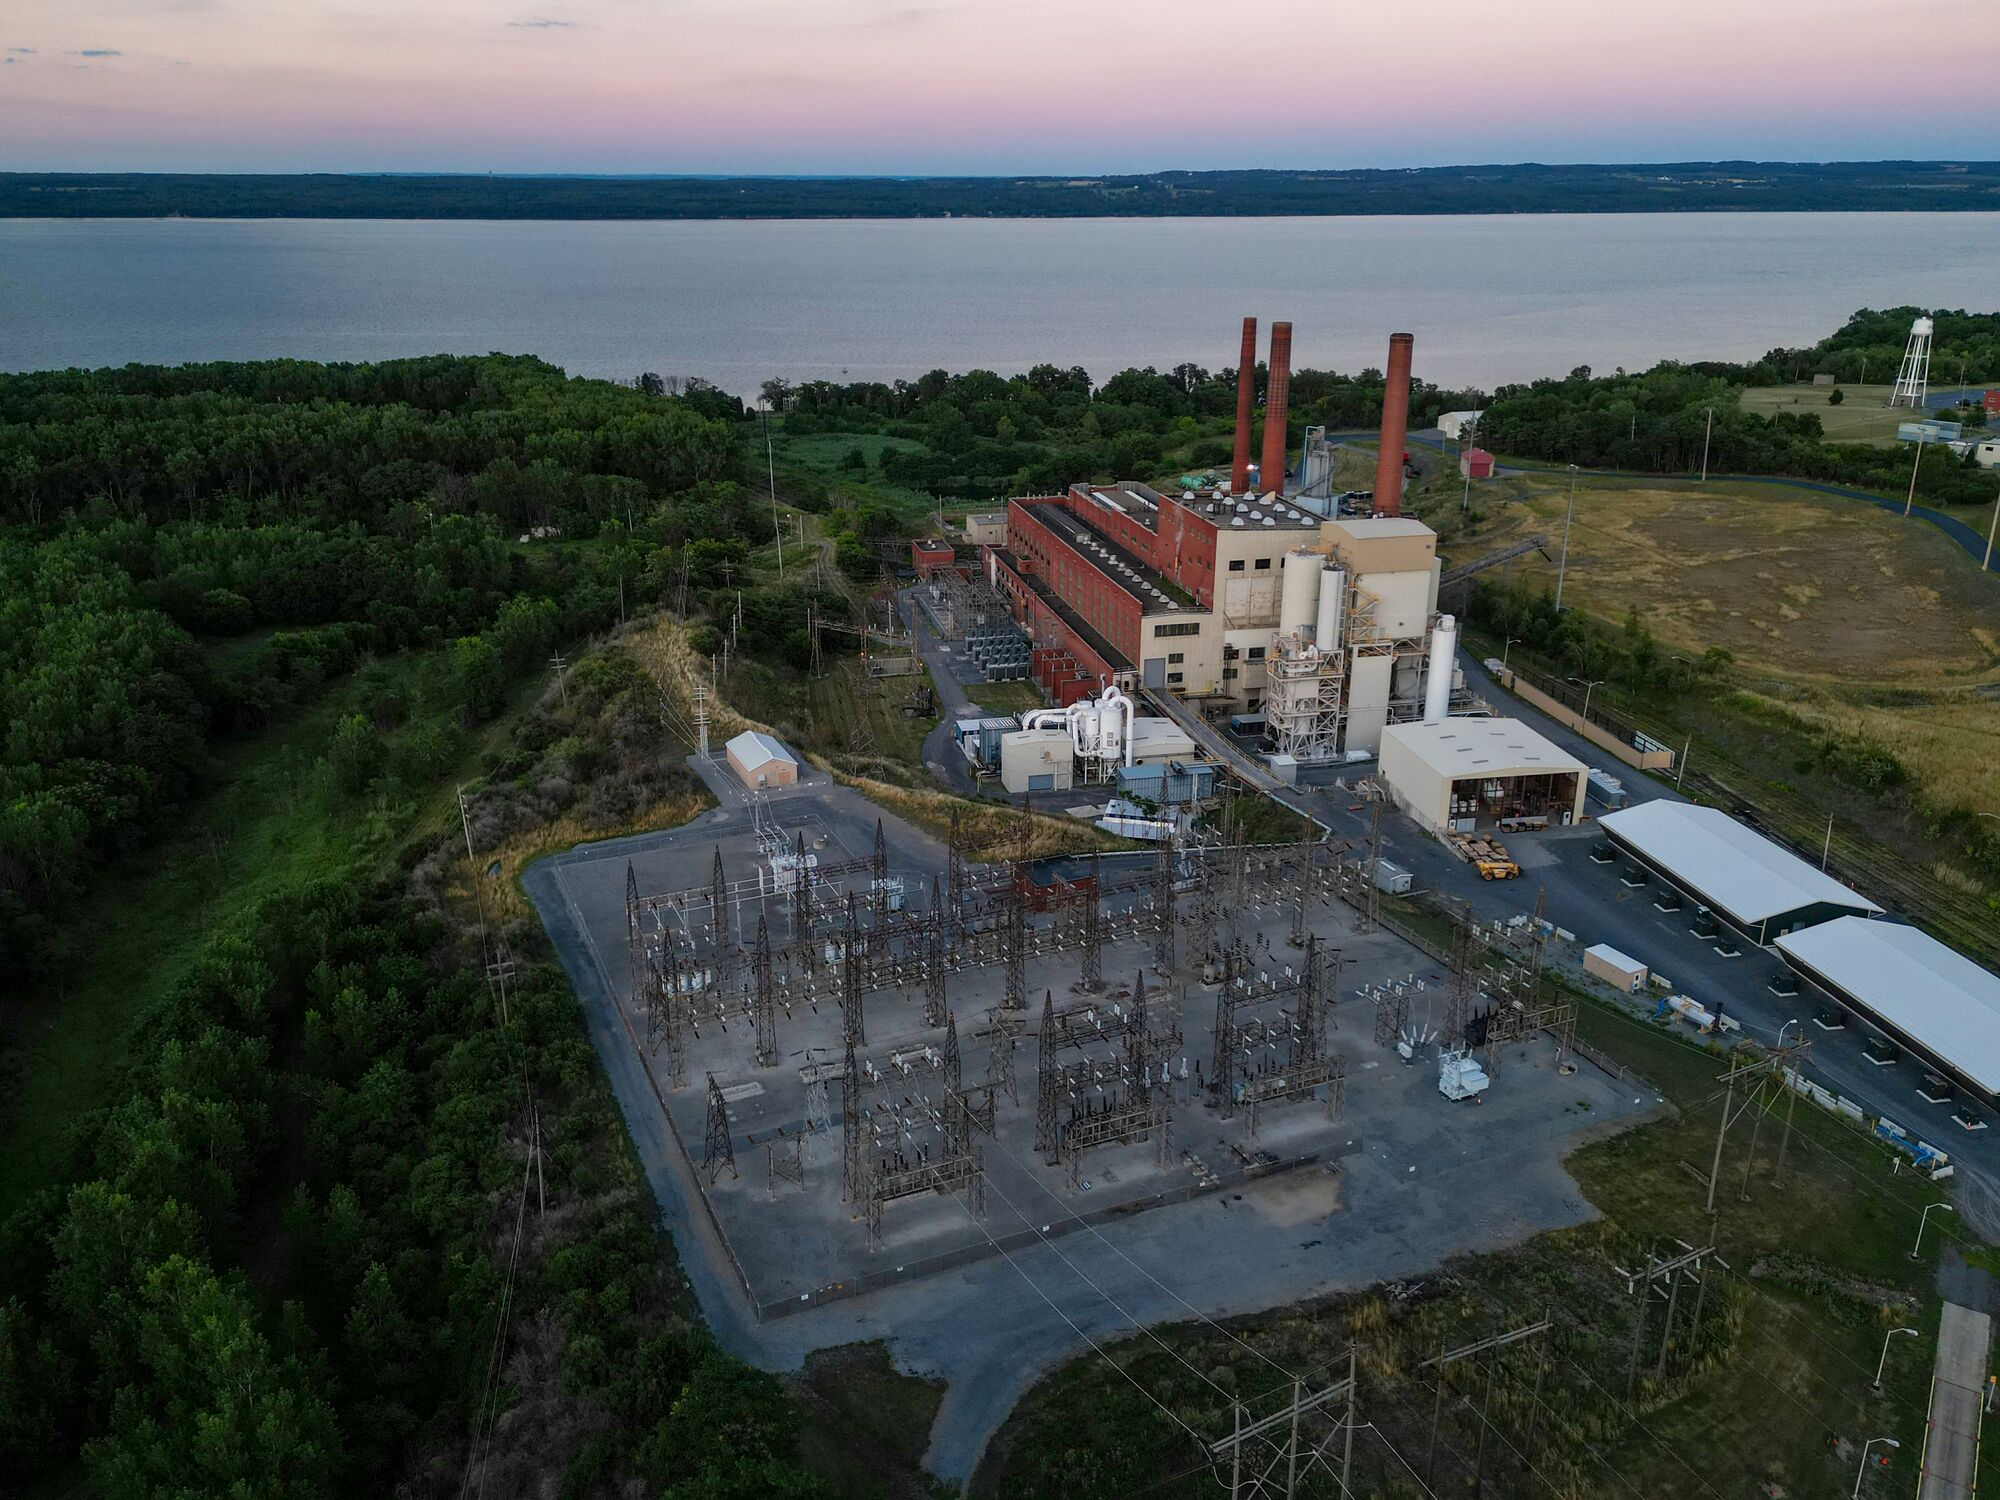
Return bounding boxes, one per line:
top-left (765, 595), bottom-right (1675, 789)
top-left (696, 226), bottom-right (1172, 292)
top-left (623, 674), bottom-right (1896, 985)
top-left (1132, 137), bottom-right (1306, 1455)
top-left (1570, 676), bottom-right (1605, 723)
top-left (761, 401), bottom-right (785, 584)
top-left (1853, 1437), bottom-right (1899, 1498)
top-left (1699, 407), bottom-right (1714, 483)
top-left (1502, 637), bottom-right (1520, 670)
top-left (1555, 464), bottom-right (1579, 610)
top-left (1777, 1018), bottom-right (1801, 1049)
top-left (1911, 1201), bottom-right (1955, 1260)
top-left (1985, 482), bottom-right (1999, 572)
top-left (1904, 435), bottom-right (1926, 517)
top-left (1873, 1327), bottom-right (1918, 1389)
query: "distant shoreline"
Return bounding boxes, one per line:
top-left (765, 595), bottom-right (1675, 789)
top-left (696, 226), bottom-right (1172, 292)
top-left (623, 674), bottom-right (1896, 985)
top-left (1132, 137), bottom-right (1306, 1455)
top-left (5, 162), bottom-right (1999, 219)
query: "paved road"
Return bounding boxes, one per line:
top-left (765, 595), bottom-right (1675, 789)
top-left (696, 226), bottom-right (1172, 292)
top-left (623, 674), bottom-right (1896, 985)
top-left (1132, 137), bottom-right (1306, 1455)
top-left (898, 589), bottom-right (982, 795)
top-left (1918, 1300), bottom-right (1991, 1500)
top-left (1143, 642), bottom-right (2000, 1233)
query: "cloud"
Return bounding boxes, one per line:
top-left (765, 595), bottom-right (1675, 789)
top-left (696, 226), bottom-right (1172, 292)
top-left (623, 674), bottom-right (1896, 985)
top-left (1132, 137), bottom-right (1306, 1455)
top-left (507, 17), bottom-right (574, 26)
top-left (72, 48), bottom-right (122, 56)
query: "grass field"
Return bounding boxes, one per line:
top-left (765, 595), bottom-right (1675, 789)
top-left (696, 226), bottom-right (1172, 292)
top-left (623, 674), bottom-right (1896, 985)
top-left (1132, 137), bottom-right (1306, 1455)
top-left (965, 679), bottom-right (1046, 716)
top-left (1476, 477), bottom-right (2000, 686)
top-left (1740, 382), bottom-right (1922, 445)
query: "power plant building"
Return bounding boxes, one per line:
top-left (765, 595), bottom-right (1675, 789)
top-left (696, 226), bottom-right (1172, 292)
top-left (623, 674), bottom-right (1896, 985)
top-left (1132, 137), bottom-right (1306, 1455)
top-left (1598, 801), bottom-right (1883, 945)
top-left (981, 323), bottom-right (1444, 762)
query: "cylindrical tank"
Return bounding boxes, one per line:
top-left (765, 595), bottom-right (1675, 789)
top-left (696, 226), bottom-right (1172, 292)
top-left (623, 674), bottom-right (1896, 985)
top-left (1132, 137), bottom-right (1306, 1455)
top-left (1316, 567), bottom-right (1345, 655)
top-left (1423, 614), bottom-right (1457, 723)
top-left (1279, 550), bottom-right (1321, 636)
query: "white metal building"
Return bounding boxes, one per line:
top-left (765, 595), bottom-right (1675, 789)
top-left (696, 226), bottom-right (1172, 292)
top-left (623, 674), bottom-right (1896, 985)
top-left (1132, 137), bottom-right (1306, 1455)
top-left (999, 727), bottom-right (1075, 794)
top-left (724, 730), bottom-right (800, 790)
top-left (1377, 717), bottom-right (1586, 834)
top-left (1437, 410), bottom-right (1484, 442)
top-left (1598, 801), bottom-right (1882, 945)
top-left (1775, 917), bottom-right (2000, 1103)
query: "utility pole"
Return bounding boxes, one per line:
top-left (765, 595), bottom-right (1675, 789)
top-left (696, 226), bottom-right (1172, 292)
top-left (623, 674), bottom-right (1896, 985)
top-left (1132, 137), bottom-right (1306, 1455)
top-left (1985, 482), bottom-right (1999, 572)
top-left (548, 651), bottom-right (569, 709)
top-left (1210, 1357), bottom-right (1357, 1499)
top-left (762, 401), bottom-right (785, 584)
top-left (1821, 812), bottom-right (1834, 871)
top-left (1704, 1043), bottom-right (1804, 1213)
top-left (1699, 406), bottom-right (1714, 482)
top-left (1905, 434), bottom-right (1926, 517)
top-left (1554, 464), bottom-right (1579, 610)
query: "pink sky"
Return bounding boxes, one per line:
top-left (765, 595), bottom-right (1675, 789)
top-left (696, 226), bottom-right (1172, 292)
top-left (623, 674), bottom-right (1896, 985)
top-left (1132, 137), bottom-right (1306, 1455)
top-left (2, 0), bottom-right (1995, 173)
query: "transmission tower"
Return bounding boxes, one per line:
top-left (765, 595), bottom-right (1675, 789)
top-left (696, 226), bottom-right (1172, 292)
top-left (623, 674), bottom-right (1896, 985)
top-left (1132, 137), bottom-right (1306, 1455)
top-left (751, 914), bottom-right (777, 1067)
top-left (841, 1032), bottom-right (861, 1202)
top-left (986, 1005), bottom-right (1018, 1104)
top-left (1034, 990), bottom-right (1060, 1156)
top-left (1152, 829), bottom-right (1177, 976)
top-left (924, 876), bottom-right (948, 1029)
top-left (710, 846), bottom-right (734, 1002)
top-left (1079, 851), bottom-right (1103, 992)
top-left (701, 1072), bottom-right (737, 1183)
top-left (840, 892), bottom-right (866, 1047)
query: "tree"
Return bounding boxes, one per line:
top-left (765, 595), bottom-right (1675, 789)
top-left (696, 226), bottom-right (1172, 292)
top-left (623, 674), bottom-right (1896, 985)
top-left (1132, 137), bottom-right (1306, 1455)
top-left (455, 635), bottom-right (506, 722)
top-left (1828, 386), bottom-right (1845, 406)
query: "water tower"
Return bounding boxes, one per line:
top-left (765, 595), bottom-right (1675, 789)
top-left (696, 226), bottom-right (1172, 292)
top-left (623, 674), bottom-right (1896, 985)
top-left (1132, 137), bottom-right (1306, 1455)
top-left (1888, 315), bottom-right (1933, 408)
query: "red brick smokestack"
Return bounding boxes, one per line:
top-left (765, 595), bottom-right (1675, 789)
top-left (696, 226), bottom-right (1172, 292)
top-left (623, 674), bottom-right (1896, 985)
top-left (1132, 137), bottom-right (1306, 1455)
top-left (1260, 321), bottom-right (1292, 494)
top-left (1373, 332), bottom-right (1414, 516)
top-left (1230, 316), bottom-right (1257, 492)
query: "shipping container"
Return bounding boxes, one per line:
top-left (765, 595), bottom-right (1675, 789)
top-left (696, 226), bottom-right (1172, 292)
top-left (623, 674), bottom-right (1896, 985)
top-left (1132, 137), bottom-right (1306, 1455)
top-left (1583, 942), bottom-right (1648, 993)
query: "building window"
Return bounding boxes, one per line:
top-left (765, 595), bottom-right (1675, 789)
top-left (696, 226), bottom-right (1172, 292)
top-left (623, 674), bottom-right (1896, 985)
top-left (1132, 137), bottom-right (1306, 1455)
top-left (1248, 697), bottom-right (1263, 711)
top-left (1227, 560), bottom-right (1246, 572)
top-left (1223, 666), bottom-right (1238, 680)
top-left (1254, 558), bottom-right (1272, 571)
top-left (1167, 652), bottom-right (1184, 664)
top-left (1167, 671), bottom-right (1184, 685)
top-left (1247, 646), bottom-right (1266, 661)
top-left (1153, 621), bottom-right (1199, 638)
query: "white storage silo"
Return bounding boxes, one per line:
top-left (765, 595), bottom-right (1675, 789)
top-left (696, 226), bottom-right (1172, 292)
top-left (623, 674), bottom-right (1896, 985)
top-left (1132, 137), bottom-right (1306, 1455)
top-left (1279, 551), bottom-right (1321, 636)
top-left (1316, 567), bottom-right (1345, 654)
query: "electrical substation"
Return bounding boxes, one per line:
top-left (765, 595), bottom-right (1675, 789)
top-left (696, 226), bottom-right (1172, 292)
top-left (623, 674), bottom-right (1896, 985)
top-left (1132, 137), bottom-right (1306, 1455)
top-left (538, 765), bottom-right (1624, 1322)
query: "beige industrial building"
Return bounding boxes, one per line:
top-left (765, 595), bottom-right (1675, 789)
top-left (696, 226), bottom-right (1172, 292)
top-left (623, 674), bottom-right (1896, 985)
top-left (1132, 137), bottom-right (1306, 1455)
top-left (999, 727), bottom-right (1076, 794)
top-left (1376, 717), bottom-right (1587, 834)
top-left (725, 730), bottom-right (800, 790)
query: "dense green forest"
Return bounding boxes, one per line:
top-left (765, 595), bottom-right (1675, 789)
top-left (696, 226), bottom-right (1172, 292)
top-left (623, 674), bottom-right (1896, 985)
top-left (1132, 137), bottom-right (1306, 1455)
top-left (0, 357), bottom-right (851, 1496)
top-left (7, 161), bottom-right (2000, 218)
top-left (1475, 308), bottom-right (2000, 505)
top-left (762, 360), bottom-right (1479, 501)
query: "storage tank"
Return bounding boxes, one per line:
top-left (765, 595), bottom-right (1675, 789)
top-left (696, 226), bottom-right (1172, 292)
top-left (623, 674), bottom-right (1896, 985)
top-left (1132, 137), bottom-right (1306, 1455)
top-left (1316, 567), bottom-right (1345, 654)
top-left (1422, 614), bottom-right (1457, 724)
top-left (1279, 550), bottom-right (1321, 636)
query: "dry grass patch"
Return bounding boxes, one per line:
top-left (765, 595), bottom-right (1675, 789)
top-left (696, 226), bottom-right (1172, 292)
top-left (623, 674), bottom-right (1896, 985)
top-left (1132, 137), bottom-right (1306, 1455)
top-left (453, 791), bottom-right (711, 924)
top-left (1482, 479), bottom-right (2000, 685)
top-left (1758, 688), bottom-right (2000, 817)
top-left (834, 772), bottom-right (1133, 861)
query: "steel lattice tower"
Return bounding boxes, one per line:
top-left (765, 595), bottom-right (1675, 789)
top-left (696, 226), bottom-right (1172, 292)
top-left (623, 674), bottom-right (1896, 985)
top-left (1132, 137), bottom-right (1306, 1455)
top-left (751, 914), bottom-right (777, 1067)
top-left (701, 1072), bottom-right (737, 1183)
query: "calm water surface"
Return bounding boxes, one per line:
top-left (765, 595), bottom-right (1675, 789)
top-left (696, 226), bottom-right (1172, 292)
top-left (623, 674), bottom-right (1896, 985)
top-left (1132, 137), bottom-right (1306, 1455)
top-left (3, 214), bottom-right (1997, 393)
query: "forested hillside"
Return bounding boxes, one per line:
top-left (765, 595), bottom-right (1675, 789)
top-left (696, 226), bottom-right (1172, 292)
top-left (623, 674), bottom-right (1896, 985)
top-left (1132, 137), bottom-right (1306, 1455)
top-left (0, 357), bottom-right (850, 1496)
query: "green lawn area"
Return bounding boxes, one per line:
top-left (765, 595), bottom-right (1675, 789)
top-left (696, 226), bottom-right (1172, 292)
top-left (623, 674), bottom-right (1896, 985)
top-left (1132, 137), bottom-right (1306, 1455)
top-left (778, 430), bottom-right (932, 470)
top-left (965, 679), bottom-right (1048, 716)
top-left (1739, 382), bottom-right (1925, 445)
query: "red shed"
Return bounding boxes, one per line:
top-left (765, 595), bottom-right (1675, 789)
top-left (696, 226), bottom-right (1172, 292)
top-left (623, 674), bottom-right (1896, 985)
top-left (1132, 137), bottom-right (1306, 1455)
top-left (1984, 390), bottom-right (2000, 416)
top-left (1459, 447), bottom-right (1496, 480)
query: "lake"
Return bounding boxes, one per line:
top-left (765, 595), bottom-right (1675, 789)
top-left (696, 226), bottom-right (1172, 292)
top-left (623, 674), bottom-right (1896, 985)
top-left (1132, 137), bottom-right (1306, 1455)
top-left (4, 213), bottom-right (1997, 394)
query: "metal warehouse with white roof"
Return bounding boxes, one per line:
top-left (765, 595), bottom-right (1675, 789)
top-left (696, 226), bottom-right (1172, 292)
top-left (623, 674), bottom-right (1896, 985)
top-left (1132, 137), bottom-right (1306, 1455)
top-left (1376, 717), bottom-right (1587, 834)
top-left (1596, 801), bottom-right (1882, 945)
top-left (1775, 917), bottom-right (2000, 1104)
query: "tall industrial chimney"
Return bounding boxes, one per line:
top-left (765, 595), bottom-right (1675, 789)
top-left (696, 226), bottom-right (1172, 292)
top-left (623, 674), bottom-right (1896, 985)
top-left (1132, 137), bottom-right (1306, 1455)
top-left (1374, 332), bottom-right (1414, 516)
top-left (1230, 316), bottom-right (1257, 492)
top-left (1261, 320), bottom-right (1293, 495)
